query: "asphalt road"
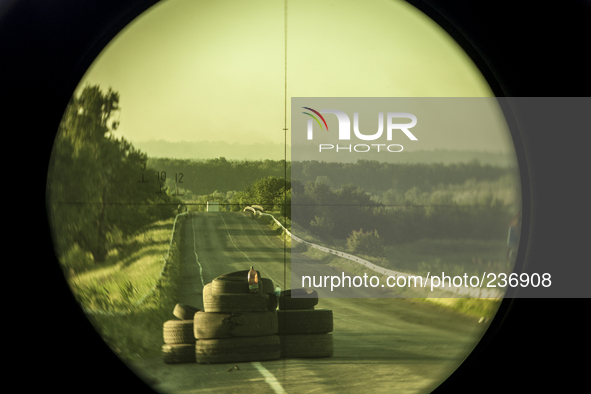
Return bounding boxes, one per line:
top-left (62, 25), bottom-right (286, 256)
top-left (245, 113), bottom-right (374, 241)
top-left (128, 211), bottom-right (494, 393)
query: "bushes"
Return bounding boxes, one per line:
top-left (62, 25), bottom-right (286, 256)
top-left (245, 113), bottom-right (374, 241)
top-left (65, 216), bottom-right (184, 361)
top-left (289, 165), bottom-right (519, 245)
top-left (293, 195), bottom-right (512, 246)
top-left (346, 229), bottom-right (384, 257)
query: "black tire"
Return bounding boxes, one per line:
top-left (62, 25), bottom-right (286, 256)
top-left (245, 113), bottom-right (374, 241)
top-left (260, 278), bottom-right (274, 294)
top-left (194, 311), bottom-right (278, 339)
top-left (278, 288), bottom-right (319, 310)
top-left (280, 334), bottom-right (333, 358)
top-left (173, 303), bottom-right (200, 320)
top-left (203, 293), bottom-right (272, 313)
top-left (162, 344), bottom-right (196, 364)
top-left (268, 292), bottom-right (278, 312)
top-left (163, 320), bottom-right (195, 344)
top-left (211, 277), bottom-right (264, 295)
top-left (195, 335), bottom-right (280, 364)
top-left (257, 278), bottom-right (277, 310)
top-left (216, 270), bottom-right (261, 280)
top-left (215, 271), bottom-right (272, 295)
top-left (277, 309), bottom-right (333, 334)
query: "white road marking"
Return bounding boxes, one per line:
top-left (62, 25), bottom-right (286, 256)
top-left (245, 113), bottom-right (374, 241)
top-left (190, 215), bottom-right (205, 287)
top-left (251, 362), bottom-right (287, 394)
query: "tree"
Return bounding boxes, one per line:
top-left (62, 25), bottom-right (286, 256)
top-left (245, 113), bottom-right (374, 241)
top-left (274, 188), bottom-right (291, 220)
top-left (310, 215), bottom-right (334, 239)
top-left (346, 229), bottom-right (385, 257)
top-left (47, 85), bottom-right (175, 263)
top-left (250, 176), bottom-right (289, 211)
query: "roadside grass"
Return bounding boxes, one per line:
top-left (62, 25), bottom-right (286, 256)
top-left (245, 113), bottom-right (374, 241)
top-left (59, 216), bottom-right (184, 362)
top-left (287, 222), bottom-right (505, 319)
top-left (289, 221), bottom-right (510, 277)
top-left (303, 243), bottom-right (502, 318)
top-left (252, 210), bottom-right (292, 247)
top-left (420, 297), bottom-right (502, 319)
top-left (380, 238), bottom-right (512, 278)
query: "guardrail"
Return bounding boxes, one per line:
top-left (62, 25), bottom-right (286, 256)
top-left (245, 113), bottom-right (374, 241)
top-left (248, 207), bottom-right (503, 298)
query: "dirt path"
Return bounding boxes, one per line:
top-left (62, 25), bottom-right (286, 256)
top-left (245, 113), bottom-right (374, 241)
top-left (127, 212), bottom-right (494, 393)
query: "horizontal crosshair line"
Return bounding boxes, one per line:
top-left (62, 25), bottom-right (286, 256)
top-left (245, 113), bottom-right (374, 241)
top-left (50, 201), bottom-right (494, 208)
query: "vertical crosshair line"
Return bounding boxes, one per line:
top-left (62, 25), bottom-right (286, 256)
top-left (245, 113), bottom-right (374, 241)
top-left (281, 1), bottom-right (289, 389)
top-left (284, 0), bottom-right (288, 388)
top-left (283, 0), bottom-right (288, 294)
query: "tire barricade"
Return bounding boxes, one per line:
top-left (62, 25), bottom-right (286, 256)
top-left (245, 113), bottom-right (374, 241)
top-left (277, 289), bottom-right (333, 358)
top-left (162, 270), bottom-right (334, 364)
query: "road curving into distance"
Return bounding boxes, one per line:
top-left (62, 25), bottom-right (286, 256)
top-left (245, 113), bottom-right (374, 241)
top-left (128, 211), bottom-right (495, 393)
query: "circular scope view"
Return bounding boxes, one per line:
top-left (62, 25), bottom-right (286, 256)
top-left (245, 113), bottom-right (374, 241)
top-left (46, 0), bottom-right (522, 392)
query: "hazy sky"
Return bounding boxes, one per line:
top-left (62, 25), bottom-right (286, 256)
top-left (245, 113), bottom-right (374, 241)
top-left (75, 0), bottom-right (514, 157)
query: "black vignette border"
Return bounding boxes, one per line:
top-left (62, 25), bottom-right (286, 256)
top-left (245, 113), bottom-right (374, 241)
top-left (2, 0), bottom-right (590, 392)
top-left (402, 1), bottom-right (591, 392)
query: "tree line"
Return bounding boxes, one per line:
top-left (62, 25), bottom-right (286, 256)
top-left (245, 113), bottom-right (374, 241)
top-left (47, 85), bottom-right (180, 264)
top-left (147, 157), bottom-right (289, 198)
top-left (149, 150), bottom-right (518, 254)
top-left (149, 157), bottom-right (516, 200)
top-left (291, 159), bottom-right (515, 195)
top-left (290, 178), bottom-right (516, 254)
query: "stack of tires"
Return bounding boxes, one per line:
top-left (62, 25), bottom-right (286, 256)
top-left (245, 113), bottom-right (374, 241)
top-left (161, 271), bottom-right (334, 364)
top-left (194, 270), bottom-right (281, 364)
top-left (161, 303), bottom-right (200, 364)
top-left (277, 289), bottom-right (334, 358)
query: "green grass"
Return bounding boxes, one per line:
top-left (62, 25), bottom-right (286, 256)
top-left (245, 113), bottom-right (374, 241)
top-left (380, 238), bottom-right (512, 278)
top-left (288, 226), bottom-right (506, 319)
top-left (314, 244), bottom-right (502, 318)
top-left (420, 297), bottom-right (502, 319)
top-left (59, 216), bottom-right (184, 361)
top-left (290, 221), bottom-right (512, 279)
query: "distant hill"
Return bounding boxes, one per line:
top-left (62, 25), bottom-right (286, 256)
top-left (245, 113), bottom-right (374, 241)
top-left (132, 140), bottom-right (287, 161)
top-left (132, 140), bottom-right (517, 167)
